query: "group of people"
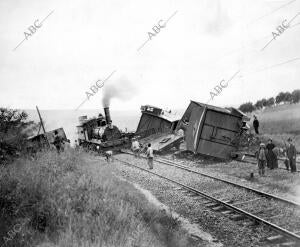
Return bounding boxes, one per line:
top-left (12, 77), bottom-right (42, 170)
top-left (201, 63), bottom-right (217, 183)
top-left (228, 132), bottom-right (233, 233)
top-left (252, 115), bottom-right (298, 176)
top-left (96, 137), bottom-right (154, 168)
top-left (131, 137), bottom-right (154, 169)
top-left (257, 138), bottom-right (297, 176)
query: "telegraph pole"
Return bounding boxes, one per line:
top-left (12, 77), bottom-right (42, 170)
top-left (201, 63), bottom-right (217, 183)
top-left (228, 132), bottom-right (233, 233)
top-left (36, 106), bottom-right (46, 134)
top-left (36, 106), bottom-right (50, 147)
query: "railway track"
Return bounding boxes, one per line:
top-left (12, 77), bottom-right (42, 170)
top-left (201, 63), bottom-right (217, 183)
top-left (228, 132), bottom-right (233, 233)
top-left (237, 160), bottom-right (300, 173)
top-left (121, 150), bottom-right (300, 208)
top-left (116, 152), bottom-right (300, 246)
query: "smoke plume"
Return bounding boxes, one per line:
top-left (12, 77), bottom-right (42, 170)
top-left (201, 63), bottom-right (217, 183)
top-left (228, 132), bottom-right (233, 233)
top-left (102, 76), bottom-right (137, 107)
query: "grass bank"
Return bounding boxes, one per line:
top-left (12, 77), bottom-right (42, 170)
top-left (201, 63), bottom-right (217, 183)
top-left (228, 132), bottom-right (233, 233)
top-left (0, 149), bottom-right (194, 247)
top-left (251, 103), bottom-right (300, 151)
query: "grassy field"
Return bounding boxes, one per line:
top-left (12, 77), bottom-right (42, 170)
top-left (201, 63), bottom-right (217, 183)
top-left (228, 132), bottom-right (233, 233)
top-left (195, 160), bottom-right (300, 203)
top-left (0, 149), bottom-right (195, 247)
top-left (250, 103), bottom-right (300, 151)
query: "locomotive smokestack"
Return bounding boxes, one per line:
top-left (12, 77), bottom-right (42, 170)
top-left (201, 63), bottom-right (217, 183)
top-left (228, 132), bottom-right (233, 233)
top-left (104, 107), bottom-right (112, 123)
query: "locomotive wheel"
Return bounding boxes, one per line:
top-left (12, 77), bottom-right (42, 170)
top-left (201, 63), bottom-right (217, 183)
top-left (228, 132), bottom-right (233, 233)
top-left (88, 143), bottom-right (95, 151)
top-left (81, 142), bottom-right (88, 148)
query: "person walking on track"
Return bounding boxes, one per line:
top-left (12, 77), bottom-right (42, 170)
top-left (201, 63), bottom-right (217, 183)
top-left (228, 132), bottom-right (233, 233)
top-left (146, 143), bottom-right (154, 169)
top-left (131, 137), bottom-right (140, 158)
top-left (286, 138), bottom-right (297, 173)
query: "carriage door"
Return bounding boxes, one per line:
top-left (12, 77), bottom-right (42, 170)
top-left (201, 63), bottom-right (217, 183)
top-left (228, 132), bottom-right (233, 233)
top-left (185, 106), bottom-right (205, 152)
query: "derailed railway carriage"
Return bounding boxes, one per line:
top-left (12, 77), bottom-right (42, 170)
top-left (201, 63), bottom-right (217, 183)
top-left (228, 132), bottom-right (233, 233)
top-left (136, 105), bottom-right (180, 138)
top-left (177, 101), bottom-right (249, 159)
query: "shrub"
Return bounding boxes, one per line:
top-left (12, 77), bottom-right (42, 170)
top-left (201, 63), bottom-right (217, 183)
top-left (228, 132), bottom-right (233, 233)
top-left (239, 102), bottom-right (255, 113)
top-left (0, 108), bottom-right (37, 163)
top-left (292, 89), bottom-right (300, 103)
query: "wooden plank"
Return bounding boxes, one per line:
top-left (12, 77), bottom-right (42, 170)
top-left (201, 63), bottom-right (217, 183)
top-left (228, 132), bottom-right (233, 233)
top-left (230, 214), bottom-right (245, 221)
top-left (280, 242), bottom-right (297, 246)
top-left (221, 210), bottom-right (233, 215)
top-left (267, 235), bottom-right (284, 242)
top-left (211, 206), bottom-right (225, 211)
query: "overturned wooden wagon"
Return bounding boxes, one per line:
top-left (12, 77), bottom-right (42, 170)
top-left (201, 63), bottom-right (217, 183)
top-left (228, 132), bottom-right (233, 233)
top-left (135, 105), bottom-right (184, 153)
top-left (27, 127), bottom-right (68, 151)
top-left (176, 101), bottom-right (249, 159)
top-left (135, 105), bottom-right (180, 138)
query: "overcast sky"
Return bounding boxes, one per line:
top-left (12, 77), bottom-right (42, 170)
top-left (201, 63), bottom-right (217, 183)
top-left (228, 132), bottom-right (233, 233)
top-left (0, 0), bottom-right (299, 111)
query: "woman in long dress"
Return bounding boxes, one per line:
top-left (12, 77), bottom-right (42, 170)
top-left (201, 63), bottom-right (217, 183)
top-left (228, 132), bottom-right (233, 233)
top-left (266, 139), bottom-right (278, 169)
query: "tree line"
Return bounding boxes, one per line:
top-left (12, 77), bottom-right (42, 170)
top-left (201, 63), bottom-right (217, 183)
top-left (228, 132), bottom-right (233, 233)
top-left (238, 89), bottom-right (300, 113)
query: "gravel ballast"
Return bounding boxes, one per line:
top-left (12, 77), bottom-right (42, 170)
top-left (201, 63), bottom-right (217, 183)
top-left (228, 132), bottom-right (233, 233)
top-left (110, 153), bottom-right (289, 247)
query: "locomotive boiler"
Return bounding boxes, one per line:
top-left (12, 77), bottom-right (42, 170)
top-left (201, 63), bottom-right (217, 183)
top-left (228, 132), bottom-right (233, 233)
top-left (76, 107), bottom-right (133, 150)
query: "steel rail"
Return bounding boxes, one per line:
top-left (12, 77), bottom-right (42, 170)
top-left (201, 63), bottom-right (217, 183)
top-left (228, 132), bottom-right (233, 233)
top-left (120, 150), bottom-right (300, 208)
top-left (115, 157), bottom-right (300, 243)
top-left (157, 156), bottom-right (300, 207)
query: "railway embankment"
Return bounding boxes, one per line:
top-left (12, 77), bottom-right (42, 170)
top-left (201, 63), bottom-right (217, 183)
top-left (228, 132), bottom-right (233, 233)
top-left (0, 149), bottom-right (198, 247)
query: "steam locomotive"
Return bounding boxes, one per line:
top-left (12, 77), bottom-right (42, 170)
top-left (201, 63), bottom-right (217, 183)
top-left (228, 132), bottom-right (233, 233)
top-left (76, 107), bottom-right (134, 150)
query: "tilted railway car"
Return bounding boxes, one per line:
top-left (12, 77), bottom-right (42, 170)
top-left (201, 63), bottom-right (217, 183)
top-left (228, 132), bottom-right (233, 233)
top-left (135, 105), bottom-right (181, 138)
top-left (176, 101), bottom-right (249, 159)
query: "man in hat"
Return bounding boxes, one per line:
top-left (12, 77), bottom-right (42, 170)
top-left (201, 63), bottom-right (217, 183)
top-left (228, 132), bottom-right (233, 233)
top-left (105, 150), bottom-right (113, 163)
top-left (52, 130), bottom-right (64, 153)
top-left (253, 115), bottom-right (260, 134)
top-left (146, 143), bottom-right (154, 169)
top-left (286, 138), bottom-right (297, 173)
top-left (257, 143), bottom-right (267, 176)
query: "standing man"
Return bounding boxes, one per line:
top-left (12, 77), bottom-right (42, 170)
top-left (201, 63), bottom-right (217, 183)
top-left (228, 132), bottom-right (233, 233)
top-left (286, 138), bottom-right (297, 173)
top-left (266, 139), bottom-right (278, 169)
top-left (146, 143), bottom-right (154, 169)
top-left (74, 140), bottom-right (79, 151)
top-left (104, 150), bottom-right (113, 163)
top-left (131, 137), bottom-right (140, 158)
top-left (257, 143), bottom-right (267, 176)
top-left (52, 131), bottom-right (63, 153)
top-left (253, 115), bottom-right (260, 134)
